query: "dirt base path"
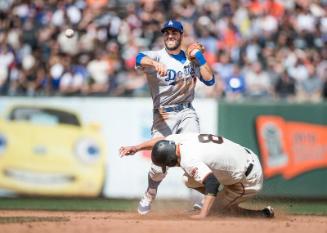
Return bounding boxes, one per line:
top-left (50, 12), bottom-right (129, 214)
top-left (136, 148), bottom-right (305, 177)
top-left (0, 210), bottom-right (326, 233)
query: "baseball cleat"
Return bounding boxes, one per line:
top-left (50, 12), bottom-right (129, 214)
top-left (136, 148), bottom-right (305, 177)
top-left (192, 203), bottom-right (202, 210)
top-left (192, 196), bottom-right (204, 211)
top-left (262, 206), bottom-right (274, 218)
top-left (137, 192), bottom-right (155, 215)
top-left (192, 200), bottom-right (203, 210)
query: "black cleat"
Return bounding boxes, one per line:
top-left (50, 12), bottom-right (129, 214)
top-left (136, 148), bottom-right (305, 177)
top-left (262, 206), bottom-right (275, 218)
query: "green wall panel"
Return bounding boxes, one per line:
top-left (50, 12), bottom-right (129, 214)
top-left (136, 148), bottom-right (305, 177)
top-left (218, 101), bottom-right (327, 198)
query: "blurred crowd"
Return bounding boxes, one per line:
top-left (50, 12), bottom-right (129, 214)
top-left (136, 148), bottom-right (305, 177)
top-left (0, 0), bottom-right (326, 102)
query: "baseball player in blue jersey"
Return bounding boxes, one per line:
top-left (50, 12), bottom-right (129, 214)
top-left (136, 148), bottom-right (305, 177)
top-left (134, 20), bottom-right (215, 215)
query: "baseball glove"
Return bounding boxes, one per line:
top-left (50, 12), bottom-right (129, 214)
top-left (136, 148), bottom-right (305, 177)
top-left (186, 42), bottom-right (205, 61)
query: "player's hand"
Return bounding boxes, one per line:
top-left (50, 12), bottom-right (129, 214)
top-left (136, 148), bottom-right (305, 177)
top-left (152, 61), bottom-right (167, 76)
top-left (119, 146), bottom-right (138, 157)
top-left (186, 42), bottom-right (205, 61)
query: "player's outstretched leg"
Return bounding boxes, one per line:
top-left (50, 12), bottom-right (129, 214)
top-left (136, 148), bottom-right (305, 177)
top-left (138, 189), bottom-right (156, 215)
top-left (137, 173), bottom-right (163, 215)
top-left (225, 205), bottom-right (275, 218)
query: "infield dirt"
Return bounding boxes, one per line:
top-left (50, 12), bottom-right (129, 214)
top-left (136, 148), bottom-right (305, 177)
top-left (0, 210), bottom-right (326, 233)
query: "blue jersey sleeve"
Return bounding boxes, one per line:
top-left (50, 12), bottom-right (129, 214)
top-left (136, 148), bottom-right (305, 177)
top-left (136, 53), bottom-right (146, 67)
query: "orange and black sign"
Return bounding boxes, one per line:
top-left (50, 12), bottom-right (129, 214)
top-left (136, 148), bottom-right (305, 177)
top-left (256, 116), bottom-right (327, 179)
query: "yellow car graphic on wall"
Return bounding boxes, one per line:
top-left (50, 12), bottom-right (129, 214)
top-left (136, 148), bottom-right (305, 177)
top-left (0, 105), bottom-right (107, 197)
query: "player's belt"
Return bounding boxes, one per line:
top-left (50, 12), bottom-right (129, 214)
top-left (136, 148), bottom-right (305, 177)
top-left (244, 147), bottom-right (254, 177)
top-left (156, 103), bottom-right (192, 113)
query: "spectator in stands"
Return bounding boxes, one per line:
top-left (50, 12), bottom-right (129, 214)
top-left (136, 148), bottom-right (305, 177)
top-left (322, 78), bottom-right (327, 100)
top-left (244, 62), bottom-right (272, 99)
top-left (297, 67), bottom-right (322, 102)
top-left (213, 50), bottom-right (233, 82)
top-left (0, 0), bottom-right (324, 103)
top-left (113, 68), bottom-right (147, 97)
top-left (274, 70), bottom-right (296, 101)
top-left (86, 52), bottom-right (110, 95)
top-left (59, 62), bottom-right (86, 96)
top-left (224, 64), bottom-right (246, 101)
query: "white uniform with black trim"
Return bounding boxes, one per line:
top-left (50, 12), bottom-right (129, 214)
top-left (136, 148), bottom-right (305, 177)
top-left (166, 133), bottom-right (264, 209)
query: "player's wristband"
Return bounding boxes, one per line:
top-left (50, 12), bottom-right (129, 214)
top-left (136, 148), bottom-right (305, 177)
top-left (136, 53), bottom-right (146, 67)
top-left (194, 51), bottom-right (206, 66)
top-left (200, 75), bottom-right (215, 86)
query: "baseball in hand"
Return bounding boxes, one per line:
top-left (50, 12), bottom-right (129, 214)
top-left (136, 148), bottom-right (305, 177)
top-left (186, 43), bottom-right (205, 61)
top-left (65, 28), bottom-right (75, 38)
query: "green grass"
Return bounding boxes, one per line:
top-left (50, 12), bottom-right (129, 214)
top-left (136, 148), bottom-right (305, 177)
top-left (0, 198), bottom-right (138, 211)
top-left (0, 198), bottom-right (326, 216)
top-left (245, 198), bottom-right (327, 216)
top-left (0, 216), bottom-right (69, 224)
top-left (269, 200), bottom-right (327, 215)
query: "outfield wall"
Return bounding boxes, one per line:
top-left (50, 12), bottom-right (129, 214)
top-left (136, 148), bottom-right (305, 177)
top-left (1, 97), bottom-right (326, 199)
top-left (218, 101), bottom-right (327, 198)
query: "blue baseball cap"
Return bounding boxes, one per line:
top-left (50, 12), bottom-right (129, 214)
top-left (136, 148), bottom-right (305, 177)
top-left (161, 20), bottom-right (183, 33)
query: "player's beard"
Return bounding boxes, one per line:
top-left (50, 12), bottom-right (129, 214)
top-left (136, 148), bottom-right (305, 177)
top-left (165, 38), bottom-right (182, 51)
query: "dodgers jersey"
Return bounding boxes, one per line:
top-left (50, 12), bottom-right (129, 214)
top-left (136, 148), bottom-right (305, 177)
top-left (137, 48), bottom-right (201, 109)
top-left (166, 133), bottom-right (253, 185)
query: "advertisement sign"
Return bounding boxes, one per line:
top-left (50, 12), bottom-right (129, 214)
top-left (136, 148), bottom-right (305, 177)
top-left (0, 97), bottom-right (217, 198)
top-left (256, 115), bottom-right (327, 179)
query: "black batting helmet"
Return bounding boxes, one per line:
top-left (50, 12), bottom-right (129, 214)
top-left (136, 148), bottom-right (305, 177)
top-left (151, 140), bottom-right (178, 173)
